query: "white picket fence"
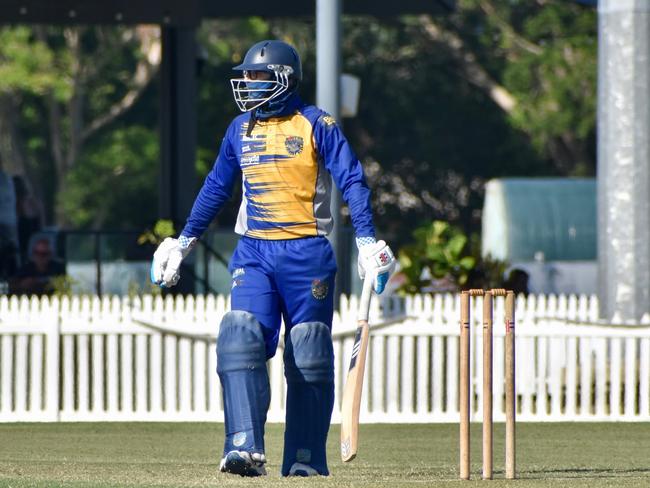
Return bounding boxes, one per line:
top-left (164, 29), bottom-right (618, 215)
top-left (1, 293), bottom-right (650, 423)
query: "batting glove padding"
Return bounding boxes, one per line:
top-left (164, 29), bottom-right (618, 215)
top-left (357, 239), bottom-right (396, 294)
top-left (150, 236), bottom-right (196, 288)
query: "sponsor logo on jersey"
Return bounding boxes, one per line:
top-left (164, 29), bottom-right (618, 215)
top-left (231, 269), bottom-right (245, 289)
top-left (241, 154), bottom-right (260, 166)
top-left (285, 135), bottom-right (304, 156)
top-left (321, 115), bottom-right (336, 126)
top-left (311, 279), bottom-right (329, 300)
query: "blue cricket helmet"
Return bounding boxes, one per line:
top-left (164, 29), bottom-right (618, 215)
top-left (233, 40), bottom-right (302, 81)
top-left (231, 40), bottom-right (302, 112)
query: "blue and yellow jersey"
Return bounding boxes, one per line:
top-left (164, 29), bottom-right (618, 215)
top-left (182, 96), bottom-right (375, 240)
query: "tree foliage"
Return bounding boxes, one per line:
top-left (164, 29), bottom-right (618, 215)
top-left (0, 1), bottom-right (597, 253)
top-left (0, 25), bottom-right (159, 227)
top-left (60, 126), bottom-right (159, 228)
top-left (398, 221), bottom-right (476, 293)
top-left (398, 220), bottom-right (510, 293)
top-left (338, 2), bottom-right (597, 247)
top-left (0, 27), bottom-right (68, 98)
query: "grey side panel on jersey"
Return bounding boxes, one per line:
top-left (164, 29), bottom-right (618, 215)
top-left (313, 160), bottom-right (334, 236)
top-left (235, 174), bottom-right (249, 236)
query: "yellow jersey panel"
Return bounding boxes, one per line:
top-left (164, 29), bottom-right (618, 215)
top-left (236, 113), bottom-right (327, 239)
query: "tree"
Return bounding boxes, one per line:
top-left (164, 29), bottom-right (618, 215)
top-left (0, 26), bottom-right (68, 206)
top-left (339, 15), bottom-right (544, 246)
top-left (417, 0), bottom-right (597, 174)
top-left (60, 126), bottom-right (159, 228)
top-left (0, 25), bottom-right (161, 227)
top-left (337, 2), bottom-right (597, 246)
top-left (0, 3), bottom-right (597, 246)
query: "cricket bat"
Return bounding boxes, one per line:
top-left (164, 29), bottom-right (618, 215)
top-left (340, 276), bottom-right (374, 462)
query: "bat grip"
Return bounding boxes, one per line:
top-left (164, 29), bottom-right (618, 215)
top-left (357, 276), bottom-right (374, 322)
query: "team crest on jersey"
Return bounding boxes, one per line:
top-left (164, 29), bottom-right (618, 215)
top-left (311, 279), bottom-right (329, 300)
top-left (285, 136), bottom-right (304, 156)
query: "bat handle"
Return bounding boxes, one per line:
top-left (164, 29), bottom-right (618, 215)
top-left (357, 277), bottom-right (374, 322)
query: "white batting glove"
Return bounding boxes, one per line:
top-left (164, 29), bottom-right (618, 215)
top-left (150, 236), bottom-right (196, 288)
top-left (357, 238), bottom-right (396, 294)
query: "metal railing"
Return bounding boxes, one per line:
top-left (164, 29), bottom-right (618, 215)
top-left (7, 227), bottom-right (356, 297)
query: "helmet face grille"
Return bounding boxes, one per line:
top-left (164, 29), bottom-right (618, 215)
top-left (231, 40), bottom-right (301, 112)
top-left (230, 69), bottom-right (290, 112)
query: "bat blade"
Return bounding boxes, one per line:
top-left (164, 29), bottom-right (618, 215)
top-left (340, 319), bottom-right (370, 462)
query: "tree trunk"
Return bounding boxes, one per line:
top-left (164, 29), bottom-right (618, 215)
top-left (418, 15), bottom-right (518, 113)
top-left (0, 94), bottom-right (28, 175)
top-left (47, 88), bottom-right (67, 226)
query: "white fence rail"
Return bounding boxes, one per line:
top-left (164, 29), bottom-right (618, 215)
top-left (1, 293), bottom-right (650, 423)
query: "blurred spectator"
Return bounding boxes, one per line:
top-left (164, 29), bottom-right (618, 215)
top-left (9, 237), bottom-right (65, 296)
top-left (0, 229), bottom-right (18, 291)
top-left (504, 268), bottom-right (530, 296)
top-left (12, 175), bottom-right (43, 264)
top-left (0, 169), bottom-right (19, 293)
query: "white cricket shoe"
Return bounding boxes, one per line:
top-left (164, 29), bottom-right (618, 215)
top-left (219, 450), bottom-right (267, 477)
top-left (288, 462), bottom-right (320, 477)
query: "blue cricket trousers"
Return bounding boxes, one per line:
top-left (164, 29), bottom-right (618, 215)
top-left (228, 236), bottom-right (337, 358)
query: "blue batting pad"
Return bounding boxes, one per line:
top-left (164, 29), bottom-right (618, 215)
top-left (281, 322), bottom-right (334, 476)
top-left (217, 311), bottom-right (270, 456)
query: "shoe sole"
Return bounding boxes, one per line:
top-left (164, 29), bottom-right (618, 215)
top-left (223, 454), bottom-right (264, 477)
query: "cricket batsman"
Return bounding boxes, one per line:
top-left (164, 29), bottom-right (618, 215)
top-left (150, 40), bottom-right (396, 477)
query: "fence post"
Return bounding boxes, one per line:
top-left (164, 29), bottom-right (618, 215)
top-left (45, 297), bottom-right (61, 421)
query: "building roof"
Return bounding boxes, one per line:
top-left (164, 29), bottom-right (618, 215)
top-left (0, 0), bottom-right (454, 26)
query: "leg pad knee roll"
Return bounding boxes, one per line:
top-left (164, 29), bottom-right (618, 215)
top-left (284, 322), bottom-right (334, 384)
top-left (282, 322), bottom-right (335, 476)
top-left (217, 310), bottom-right (267, 373)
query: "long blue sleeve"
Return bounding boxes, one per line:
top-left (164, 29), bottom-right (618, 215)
top-left (181, 122), bottom-right (241, 238)
top-left (312, 113), bottom-right (375, 238)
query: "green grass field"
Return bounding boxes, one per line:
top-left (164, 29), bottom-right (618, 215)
top-left (0, 422), bottom-right (649, 487)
